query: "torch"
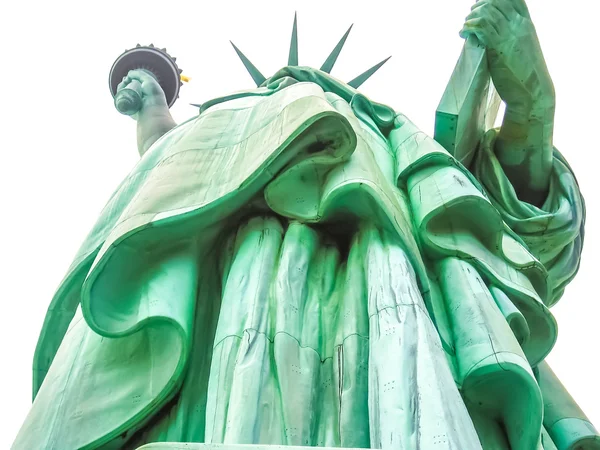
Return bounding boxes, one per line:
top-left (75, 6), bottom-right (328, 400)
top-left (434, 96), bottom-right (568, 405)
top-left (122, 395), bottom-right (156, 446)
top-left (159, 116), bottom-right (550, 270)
top-left (108, 44), bottom-right (186, 116)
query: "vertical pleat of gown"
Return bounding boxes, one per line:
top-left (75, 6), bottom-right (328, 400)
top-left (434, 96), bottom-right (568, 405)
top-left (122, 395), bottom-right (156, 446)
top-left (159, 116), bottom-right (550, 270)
top-left (128, 216), bottom-right (482, 449)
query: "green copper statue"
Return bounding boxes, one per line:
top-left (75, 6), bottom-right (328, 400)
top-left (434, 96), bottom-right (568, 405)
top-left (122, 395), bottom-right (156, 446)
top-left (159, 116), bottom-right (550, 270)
top-left (13, 1), bottom-right (598, 449)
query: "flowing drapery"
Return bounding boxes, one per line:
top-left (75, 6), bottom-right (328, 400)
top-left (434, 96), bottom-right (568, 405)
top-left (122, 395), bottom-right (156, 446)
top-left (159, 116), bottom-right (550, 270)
top-left (16, 68), bottom-right (590, 450)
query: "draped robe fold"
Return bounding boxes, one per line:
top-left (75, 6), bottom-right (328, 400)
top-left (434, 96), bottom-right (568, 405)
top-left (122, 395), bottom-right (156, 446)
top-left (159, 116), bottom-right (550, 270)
top-left (14, 67), bottom-right (590, 450)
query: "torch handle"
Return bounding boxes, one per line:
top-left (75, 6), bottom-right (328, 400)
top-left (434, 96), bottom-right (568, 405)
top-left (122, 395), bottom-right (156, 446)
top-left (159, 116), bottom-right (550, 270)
top-left (114, 79), bottom-right (143, 116)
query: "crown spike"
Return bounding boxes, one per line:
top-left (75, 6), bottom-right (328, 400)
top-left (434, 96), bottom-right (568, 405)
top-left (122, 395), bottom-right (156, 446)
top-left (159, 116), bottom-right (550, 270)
top-left (230, 41), bottom-right (267, 86)
top-left (288, 12), bottom-right (299, 66)
top-left (320, 24), bottom-right (353, 74)
top-left (347, 56), bottom-right (391, 89)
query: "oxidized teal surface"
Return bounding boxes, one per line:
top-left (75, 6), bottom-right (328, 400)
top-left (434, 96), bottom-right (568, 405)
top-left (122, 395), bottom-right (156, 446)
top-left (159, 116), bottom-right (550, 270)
top-left (13, 1), bottom-right (596, 449)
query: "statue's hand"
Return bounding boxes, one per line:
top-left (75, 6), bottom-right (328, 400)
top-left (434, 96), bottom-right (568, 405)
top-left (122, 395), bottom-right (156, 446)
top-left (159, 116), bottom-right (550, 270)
top-left (461, 0), bottom-right (556, 203)
top-left (116, 69), bottom-right (176, 156)
top-left (460, 0), bottom-right (555, 120)
top-left (115, 69), bottom-right (168, 120)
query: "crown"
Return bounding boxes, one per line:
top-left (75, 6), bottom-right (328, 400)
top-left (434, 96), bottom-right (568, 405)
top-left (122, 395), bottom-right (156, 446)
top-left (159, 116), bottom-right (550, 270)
top-left (230, 13), bottom-right (391, 89)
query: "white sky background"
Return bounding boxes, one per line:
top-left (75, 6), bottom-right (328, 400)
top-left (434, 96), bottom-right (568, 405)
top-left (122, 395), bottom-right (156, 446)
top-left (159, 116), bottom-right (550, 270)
top-left (1, 0), bottom-right (598, 446)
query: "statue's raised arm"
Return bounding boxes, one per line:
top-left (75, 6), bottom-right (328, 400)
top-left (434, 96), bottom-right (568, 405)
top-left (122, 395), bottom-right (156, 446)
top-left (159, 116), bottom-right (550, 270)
top-left (116, 69), bottom-right (177, 156)
top-left (460, 0), bottom-right (555, 204)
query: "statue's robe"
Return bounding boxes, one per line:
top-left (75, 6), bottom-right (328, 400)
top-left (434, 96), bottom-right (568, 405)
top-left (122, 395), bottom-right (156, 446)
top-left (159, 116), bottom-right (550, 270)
top-left (14, 68), bottom-right (591, 450)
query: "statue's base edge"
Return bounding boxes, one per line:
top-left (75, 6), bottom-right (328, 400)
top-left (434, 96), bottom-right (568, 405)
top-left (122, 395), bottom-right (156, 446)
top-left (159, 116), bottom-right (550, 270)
top-left (137, 444), bottom-right (363, 450)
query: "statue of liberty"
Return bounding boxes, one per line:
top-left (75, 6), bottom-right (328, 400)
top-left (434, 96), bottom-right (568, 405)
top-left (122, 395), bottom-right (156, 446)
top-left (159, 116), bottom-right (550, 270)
top-left (13, 0), bottom-right (598, 449)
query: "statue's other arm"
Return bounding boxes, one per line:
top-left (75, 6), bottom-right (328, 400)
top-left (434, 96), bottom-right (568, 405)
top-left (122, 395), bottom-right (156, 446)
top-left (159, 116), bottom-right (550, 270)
top-left (116, 70), bottom-right (177, 156)
top-left (461, 0), bottom-right (585, 304)
top-left (461, 0), bottom-right (555, 205)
